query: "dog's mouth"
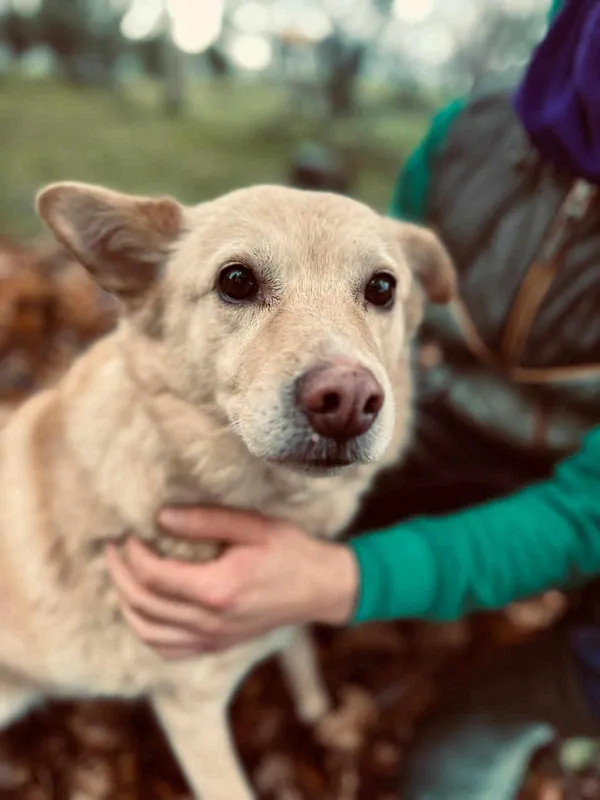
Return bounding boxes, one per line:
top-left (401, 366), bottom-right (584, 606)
top-left (269, 438), bottom-right (367, 476)
top-left (273, 455), bottom-right (355, 476)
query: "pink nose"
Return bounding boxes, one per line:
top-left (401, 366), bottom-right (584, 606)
top-left (297, 361), bottom-right (384, 441)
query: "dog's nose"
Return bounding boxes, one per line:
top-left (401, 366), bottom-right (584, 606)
top-left (297, 361), bottom-right (384, 441)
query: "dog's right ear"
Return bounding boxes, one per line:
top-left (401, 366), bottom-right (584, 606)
top-left (36, 182), bottom-right (183, 302)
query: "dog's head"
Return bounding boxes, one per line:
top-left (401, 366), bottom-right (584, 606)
top-left (37, 183), bottom-right (454, 475)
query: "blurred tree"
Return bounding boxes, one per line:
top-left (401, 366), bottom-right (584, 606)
top-left (136, 36), bottom-right (163, 79)
top-left (317, 30), bottom-right (365, 116)
top-left (447, 7), bottom-right (546, 90)
top-left (205, 45), bottom-right (231, 78)
top-left (91, 0), bottom-right (128, 90)
top-left (38, 0), bottom-right (90, 83)
top-left (315, 0), bottom-right (394, 117)
top-left (35, 0), bottom-right (126, 86)
top-left (159, 7), bottom-right (186, 117)
top-left (1, 8), bottom-right (37, 59)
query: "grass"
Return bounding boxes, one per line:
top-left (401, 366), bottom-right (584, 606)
top-left (0, 74), bottom-right (430, 240)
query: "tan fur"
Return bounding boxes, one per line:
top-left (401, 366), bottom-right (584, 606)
top-left (0, 183), bottom-right (454, 799)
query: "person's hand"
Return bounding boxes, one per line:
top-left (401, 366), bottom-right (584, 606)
top-left (105, 507), bottom-right (359, 660)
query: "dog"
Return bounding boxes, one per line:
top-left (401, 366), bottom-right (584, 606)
top-left (0, 182), bottom-right (455, 799)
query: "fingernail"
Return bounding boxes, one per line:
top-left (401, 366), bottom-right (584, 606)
top-left (157, 508), bottom-right (185, 529)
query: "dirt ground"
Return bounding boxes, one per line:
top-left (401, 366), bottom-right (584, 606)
top-left (0, 619), bottom-right (596, 799)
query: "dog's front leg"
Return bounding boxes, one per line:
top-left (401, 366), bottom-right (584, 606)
top-left (279, 626), bottom-right (331, 724)
top-left (152, 691), bottom-right (255, 800)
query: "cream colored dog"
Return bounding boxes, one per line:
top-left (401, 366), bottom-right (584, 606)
top-left (0, 183), bottom-right (454, 799)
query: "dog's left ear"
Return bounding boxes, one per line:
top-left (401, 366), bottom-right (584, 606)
top-left (391, 220), bottom-right (456, 304)
top-left (387, 220), bottom-right (456, 333)
top-left (36, 182), bottom-right (183, 303)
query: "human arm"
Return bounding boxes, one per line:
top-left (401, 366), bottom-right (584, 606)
top-left (351, 427), bottom-right (600, 623)
top-left (107, 427), bottom-right (600, 657)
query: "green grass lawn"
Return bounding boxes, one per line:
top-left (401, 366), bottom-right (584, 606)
top-left (0, 75), bottom-right (429, 240)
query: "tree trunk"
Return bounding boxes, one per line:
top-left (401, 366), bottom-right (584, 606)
top-left (160, 13), bottom-right (186, 118)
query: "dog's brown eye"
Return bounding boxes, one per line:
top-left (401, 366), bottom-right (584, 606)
top-left (218, 264), bottom-right (258, 303)
top-left (365, 272), bottom-right (396, 309)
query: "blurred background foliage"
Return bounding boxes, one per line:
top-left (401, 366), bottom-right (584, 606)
top-left (0, 0), bottom-right (548, 240)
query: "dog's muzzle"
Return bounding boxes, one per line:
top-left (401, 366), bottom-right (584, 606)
top-left (272, 358), bottom-right (385, 474)
top-left (296, 359), bottom-right (383, 441)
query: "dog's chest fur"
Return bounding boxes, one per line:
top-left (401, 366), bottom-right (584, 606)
top-left (0, 340), bottom-right (393, 703)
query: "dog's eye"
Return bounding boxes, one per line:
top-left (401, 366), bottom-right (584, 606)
top-left (364, 272), bottom-right (396, 309)
top-left (218, 264), bottom-right (258, 303)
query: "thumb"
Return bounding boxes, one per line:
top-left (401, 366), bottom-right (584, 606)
top-left (157, 505), bottom-right (268, 544)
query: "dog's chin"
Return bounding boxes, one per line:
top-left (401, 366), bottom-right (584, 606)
top-left (240, 425), bottom-right (383, 477)
top-left (271, 457), bottom-right (356, 478)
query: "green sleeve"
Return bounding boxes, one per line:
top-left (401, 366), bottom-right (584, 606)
top-left (548, 0), bottom-right (564, 22)
top-left (349, 427), bottom-right (600, 624)
top-left (388, 97), bottom-right (467, 223)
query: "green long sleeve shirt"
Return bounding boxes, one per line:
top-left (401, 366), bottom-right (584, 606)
top-left (349, 427), bottom-right (600, 624)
